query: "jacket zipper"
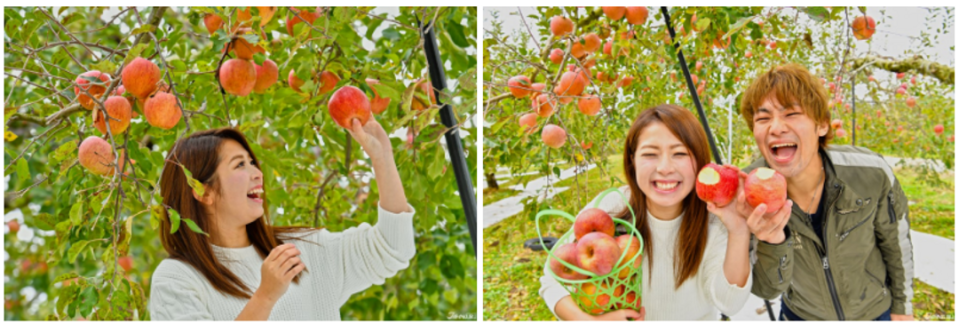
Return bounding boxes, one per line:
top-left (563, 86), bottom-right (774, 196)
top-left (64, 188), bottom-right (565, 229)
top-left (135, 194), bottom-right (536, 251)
top-left (838, 214), bottom-right (872, 242)
top-left (887, 192), bottom-right (897, 224)
top-left (822, 185), bottom-right (846, 320)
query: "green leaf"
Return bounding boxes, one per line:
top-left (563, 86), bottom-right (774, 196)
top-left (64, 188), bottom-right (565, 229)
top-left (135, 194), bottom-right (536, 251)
top-left (123, 44), bottom-right (150, 65)
top-left (67, 240), bottom-right (90, 263)
top-left (446, 22), bottom-right (470, 48)
top-left (180, 165), bottom-right (205, 197)
top-left (69, 201), bottom-right (85, 226)
top-left (182, 218), bottom-right (209, 236)
top-left (168, 208), bottom-right (180, 234)
top-left (90, 61), bottom-right (117, 75)
top-left (130, 24), bottom-right (156, 35)
top-left (695, 17), bottom-right (711, 32)
top-left (16, 158), bottom-right (30, 182)
top-left (52, 139), bottom-right (78, 163)
top-left (439, 254), bottom-right (464, 279)
top-left (54, 272), bottom-right (80, 283)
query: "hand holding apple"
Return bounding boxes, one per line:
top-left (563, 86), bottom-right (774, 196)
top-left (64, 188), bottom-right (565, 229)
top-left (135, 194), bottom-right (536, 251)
top-left (345, 116), bottom-right (393, 165)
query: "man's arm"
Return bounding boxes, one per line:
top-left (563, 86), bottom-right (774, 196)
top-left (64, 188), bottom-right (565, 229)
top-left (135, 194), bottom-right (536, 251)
top-left (874, 175), bottom-right (914, 318)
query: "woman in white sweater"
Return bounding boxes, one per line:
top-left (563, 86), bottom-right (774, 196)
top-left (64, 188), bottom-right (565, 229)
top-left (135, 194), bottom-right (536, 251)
top-left (539, 104), bottom-right (791, 320)
top-left (149, 117), bottom-right (415, 320)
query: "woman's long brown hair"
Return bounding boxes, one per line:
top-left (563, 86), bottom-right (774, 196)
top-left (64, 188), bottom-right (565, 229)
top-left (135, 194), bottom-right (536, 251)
top-left (158, 127), bottom-right (310, 299)
top-left (618, 104), bottom-right (711, 289)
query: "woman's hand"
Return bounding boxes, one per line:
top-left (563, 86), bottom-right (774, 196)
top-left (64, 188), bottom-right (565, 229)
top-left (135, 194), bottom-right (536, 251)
top-left (345, 117), bottom-right (410, 214)
top-left (256, 243), bottom-right (305, 303)
top-left (237, 243), bottom-right (305, 320)
top-left (593, 308), bottom-right (645, 321)
top-left (346, 117), bottom-right (393, 165)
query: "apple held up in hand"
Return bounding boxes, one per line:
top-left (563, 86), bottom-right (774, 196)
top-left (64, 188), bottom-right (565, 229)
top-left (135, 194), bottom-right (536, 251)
top-left (695, 163), bottom-right (739, 207)
top-left (744, 167), bottom-right (787, 212)
top-left (327, 86), bottom-right (372, 129)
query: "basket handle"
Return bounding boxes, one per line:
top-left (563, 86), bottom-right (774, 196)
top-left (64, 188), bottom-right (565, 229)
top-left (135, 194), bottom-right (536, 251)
top-left (535, 187), bottom-right (644, 279)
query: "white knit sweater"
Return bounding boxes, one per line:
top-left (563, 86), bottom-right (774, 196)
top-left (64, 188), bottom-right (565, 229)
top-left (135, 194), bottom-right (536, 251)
top-left (539, 187), bottom-right (752, 320)
top-left (149, 204), bottom-right (416, 320)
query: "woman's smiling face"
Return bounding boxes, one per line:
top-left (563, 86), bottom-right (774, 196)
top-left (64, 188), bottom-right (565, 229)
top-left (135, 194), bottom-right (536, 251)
top-left (200, 139), bottom-right (265, 229)
top-left (633, 122), bottom-right (697, 215)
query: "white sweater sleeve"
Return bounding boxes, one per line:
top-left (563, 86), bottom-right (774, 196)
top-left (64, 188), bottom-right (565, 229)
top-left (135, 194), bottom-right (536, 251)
top-left (699, 215), bottom-right (753, 316)
top-left (322, 203), bottom-right (416, 303)
top-left (148, 260), bottom-right (214, 320)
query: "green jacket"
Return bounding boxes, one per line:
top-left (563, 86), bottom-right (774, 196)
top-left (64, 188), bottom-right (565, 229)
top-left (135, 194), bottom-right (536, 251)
top-left (746, 145), bottom-right (914, 320)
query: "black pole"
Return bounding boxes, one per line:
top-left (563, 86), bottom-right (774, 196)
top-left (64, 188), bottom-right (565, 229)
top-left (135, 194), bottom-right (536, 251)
top-left (661, 7), bottom-right (723, 165)
top-left (661, 7), bottom-right (776, 321)
top-left (419, 18), bottom-right (478, 256)
top-left (851, 77), bottom-right (856, 146)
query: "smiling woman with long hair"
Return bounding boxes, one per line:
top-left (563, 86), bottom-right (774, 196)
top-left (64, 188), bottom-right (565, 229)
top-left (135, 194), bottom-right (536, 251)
top-left (539, 104), bottom-right (782, 320)
top-left (148, 117), bottom-right (415, 320)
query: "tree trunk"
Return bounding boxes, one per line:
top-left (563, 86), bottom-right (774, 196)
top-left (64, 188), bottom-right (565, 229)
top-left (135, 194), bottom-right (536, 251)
top-left (486, 173), bottom-right (499, 190)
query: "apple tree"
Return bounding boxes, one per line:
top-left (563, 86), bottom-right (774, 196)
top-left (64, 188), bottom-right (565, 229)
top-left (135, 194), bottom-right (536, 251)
top-left (4, 6), bottom-right (477, 320)
top-left (483, 6), bottom-right (954, 212)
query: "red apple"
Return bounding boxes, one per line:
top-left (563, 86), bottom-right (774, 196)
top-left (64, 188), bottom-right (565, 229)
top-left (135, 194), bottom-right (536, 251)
top-left (541, 124), bottom-right (566, 148)
top-left (831, 119), bottom-right (843, 129)
top-left (121, 58), bottom-right (161, 99)
top-left (614, 234), bottom-right (642, 280)
top-left (143, 92), bottom-right (182, 130)
top-left (578, 282), bottom-right (614, 314)
top-left (852, 16), bottom-right (876, 40)
top-left (253, 59), bottom-right (278, 94)
top-left (74, 71), bottom-right (111, 110)
top-left (602, 7), bottom-right (626, 20)
top-left (576, 232), bottom-right (621, 277)
top-left (533, 94), bottom-right (554, 117)
top-left (934, 124), bottom-right (944, 136)
top-left (583, 33), bottom-right (601, 52)
top-left (365, 79), bottom-right (391, 114)
top-left (549, 243), bottom-right (588, 280)
top-left (897, 72), bottom-right (906, 80)
top-left (118, 256), bottom-right (134, 272)
top-left (519, 113), bottom-right (537, 133)
top-left (896, 87), bottom-right (907, 96)
top-left (7, 220), bottom-right (20, 234)
top-left (203, 14), bottom-right (223, 34)
top-left (327, 86), bottom-right (371, 129)
top-left (531, 83), bottom-right (546, 93)
top-left (93, 96), bottom-right (132, 135)
top-left (318, 71), bottom-right (339, 94)
top-left (549, 48), bottom-right (564, 64)
top-left (550, 16), bottom-right (573, 37)
top-left (578, 94), bottom-right (601, 116)
top-left (78, 136), bottom-right (116, 176)
top-left (835, 128), bottom-right (846, 138)
top-left (906, 96), bottom-right (916, 108)
top-left (744, 167), bottom-right (787, 212)
top-left (219, 58), bottom-right (256, 96)
top-left (745, 51), bottom-right (752, 58)
top-left (695, 163), bottom-right (739, 207)
top-left (288, 69), bottom-right (305, 92)
top-left (624, 7), bottom-right (648, 25)
top-left (910, 76), bottom-right (917, 85)
top-left (286, 7), bottom-right (320, 35)
top-left (507, 76), bottom-right (532, 98)
top-left (574, 208), bottom-right (615, 240)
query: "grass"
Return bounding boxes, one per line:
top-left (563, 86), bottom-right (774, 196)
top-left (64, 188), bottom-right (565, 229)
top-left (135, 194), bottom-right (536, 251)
top-left (482, 156), bottom-right (955, 321)
top-left (483, 187), bottom-right (522, 205)
top-left (483, 156), bottom-right (623, 321)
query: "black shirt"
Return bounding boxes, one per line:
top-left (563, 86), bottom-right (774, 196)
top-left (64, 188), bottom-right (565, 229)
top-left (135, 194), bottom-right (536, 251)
top-left (809, 182), bottom-right (827, 241)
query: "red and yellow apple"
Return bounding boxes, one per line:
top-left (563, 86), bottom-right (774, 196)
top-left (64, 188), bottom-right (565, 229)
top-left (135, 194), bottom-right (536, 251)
top-left (541, 124), bottom-right (566, 148)
top-left (121, 58), bottom-right (161, 99)
top-left (327, 86), bottom-right (372, 129)
top-left (744, 167), bottom-right (787, 212)
top-left (219, 58), bottom-right (256, 96)
top-left (576, 232), bottom-right (621, 277)
top-left (78, 136), bottom-right (116, 176)
top-left (74, 71), bottom-right (111, 110)
top-left (144, 92), bottom-right (182, 130)
top-left (574, 208), bottom-right (615, 240)
top-left (549, 243), bottom-right (588, 280)
top-left (93, 96), bottom-right (132, 135)
top-left (695, 163), bottom-right (739, 207)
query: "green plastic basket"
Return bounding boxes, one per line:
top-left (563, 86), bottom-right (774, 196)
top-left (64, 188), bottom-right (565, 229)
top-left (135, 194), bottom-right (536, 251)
top-left (536, 187), bottom-right (645, 315)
